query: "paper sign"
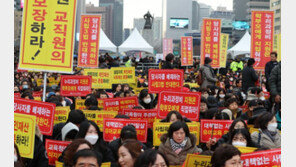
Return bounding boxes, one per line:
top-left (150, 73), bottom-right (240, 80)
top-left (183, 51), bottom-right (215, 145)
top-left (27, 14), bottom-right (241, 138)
top-left (103, 96), bottom-right (139, 114)
top-left (103, 118), bottom-right (148, 143)
top-left (78, 15), bottom-right (101, 67)
top-left (75, 99), bottom-right (86, 110)
top-left (54, 106), bottom-right (70, 125)
top-left (122, 109), bottom-right (158, 128)
top-left (153, 122), bottom-right (200, 146)
top-left (201, 18), bottom-right (221, 68)
top-left (14, 98), bottom-right (55, 136)
top-left (184, 154), bottom-right (211, 167)
top-left (241, 148), bottom-right (281, 167)
top-left (219, 33), bottom-right (229, 68)
top-left (200, 119), bottom-right (233, 143)
top-left (158, 91), bottom-right (201, 121)
top-left (111, 67), bottom-right (135, 84)
top-left (163, 38), bottom-right (173, 60)
top-left (14, 113), bottom-right (36, 159)
top-left (148, 69), bottom-right (184, 93)
top-left (84, 69), bottom-right (112, 89)
top-left (46, 139), bottom-right (71, 166)
top-left (251, 11), bottom-right (274, 70)
top-left (83, 110), bottom-right (118, 130)
top-left (60, 75), bottom-right (92, 97)
top-left (19, 0), bottom-right (77, 73)
top-left (181, 36), bottom-right (193, 66)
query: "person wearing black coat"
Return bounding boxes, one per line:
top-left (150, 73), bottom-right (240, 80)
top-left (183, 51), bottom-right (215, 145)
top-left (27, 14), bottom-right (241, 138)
top-left (161, 53), bottom-right (175, 69)
top-left (265, 52), bottom-right (278, 91)
top-left (138, 89), bottom-right (156, 109)
top-left (242, 58), bottom-right (259, 94)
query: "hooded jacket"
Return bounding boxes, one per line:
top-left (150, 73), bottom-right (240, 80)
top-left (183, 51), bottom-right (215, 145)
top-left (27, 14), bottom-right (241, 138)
top-left (158, 133), bottom-right (200, 166)
top-left (200, 64), bottom-right (218, 89)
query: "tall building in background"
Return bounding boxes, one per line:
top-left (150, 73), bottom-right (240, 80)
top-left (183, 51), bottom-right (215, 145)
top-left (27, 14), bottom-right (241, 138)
top-left (192, 0), bottom-right (200, 30)
top-left (233, 0), bottom-right (248, 21)
top-left (86, 3), bottom-right (113, 40)
top-left (100, 0), bottom-right (123, 46)
top-left (246, 0), bottom-right (270, 22)
top-left (124, 28), bottom-right (131, 41)
top-left (210, 7), bottom-right (234, 35)
top-left (270, 0), bottom-right (281, 34)
top-left (198, 3), bottom-right (213, 29)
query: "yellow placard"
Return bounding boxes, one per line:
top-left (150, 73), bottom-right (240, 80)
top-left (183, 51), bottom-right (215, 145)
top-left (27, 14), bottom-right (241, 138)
top-left (84, 69), bottom-right (112, 89)
top-left (55, 161), bottom-right (64, 167)
top-left (37, 79), bottom-right (43, 87)
top-left (133, 87), bottom-right (145, 95)
top-left (111, 67), bottom-right (135, 84)
top-left (183, 82), bottom-right (199, 88)
top-left (236, 146), bottom-right (257, 153)
top-left (101, 162), bottom-right (111, 167)
top-left (83, 110), bottom-right (118, 129)
top-left (249, 127), bottom-right (259, 134)
top-left (98, 99), bottom-right (104, 109)
top-left (184, 154), bottom-right (211, 167)
top-left (14, 113), bottom-right (36, 159)
top-left (153, 122), bottom-right (200, 146)
top-left (54, 106), bottom-right (70, 125)
top-left (220, 33), bottom-right (229, 68)
top-left (75, 99), bottom-right (86, 110)
top-left (19, 0), bottom-right (77, 73)
top-left (273, 34), bottom-right (281, 61)
top-left (48, 77), bottom-right (56, 86)
top-left (34, 96), bottom-right (42, 101)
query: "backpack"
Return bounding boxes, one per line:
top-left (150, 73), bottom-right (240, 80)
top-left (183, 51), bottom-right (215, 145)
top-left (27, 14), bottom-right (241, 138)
top-left (196, 69), bottom-right (204, 85)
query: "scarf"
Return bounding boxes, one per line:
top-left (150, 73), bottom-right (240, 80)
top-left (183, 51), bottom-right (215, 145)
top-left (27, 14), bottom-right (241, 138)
top-left (262, 129), bottom-right (277, 142)
top-left (170, 137), bottom-right (188, 154)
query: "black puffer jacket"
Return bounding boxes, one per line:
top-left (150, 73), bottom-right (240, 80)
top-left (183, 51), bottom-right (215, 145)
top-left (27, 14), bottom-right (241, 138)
top-left (269, 62), bottom-right (281, 96)
top-left (242, 66), bottom-right (258, 93)
top-left (23, 135), bottom-right (48, 167)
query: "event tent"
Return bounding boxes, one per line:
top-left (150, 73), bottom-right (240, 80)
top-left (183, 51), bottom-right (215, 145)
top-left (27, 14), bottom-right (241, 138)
top-left (99, 28), bottom-right (117, 53)
top-left (118, 28), bottom-right (154, 54)
top-left (227, 30), bottom-right (251, 58)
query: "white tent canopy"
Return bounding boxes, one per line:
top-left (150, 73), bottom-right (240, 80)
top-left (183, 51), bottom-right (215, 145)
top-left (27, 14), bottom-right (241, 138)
top-left (118, 28), bottom-right (154, 54)
top-left (99, 28), bottom-right (117, 53)
top-left (227, 30), bottom-right (251, 58)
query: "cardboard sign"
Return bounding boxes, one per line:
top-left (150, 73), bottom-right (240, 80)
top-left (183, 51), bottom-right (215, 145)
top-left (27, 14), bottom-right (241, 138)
top-left (54, 106), bottom-right (70, 125)
top-left (148, 69), bottom-right (184, 93)
top-left (219, 33), bottom-right (229, 68)
top-left (122, 109), bottom-right (158, 128)
top-left (84, 69), bottom-right (112, 89)
top-left (103, 118), bottom-right (148, 143)
top-left (18, 0), bottom-right (77, 73)
top-left (153, 122), bottom-right (200, 146)
top-left (158, 91), bottom-right (201, 121)
top-left (163, 38), bottom-right (173, 60)
top-left (14, 113), bottom-right (36, 159)
top-left (83, 110), bottom-right (118, 130)
top-left (14, 98), bottom-right (55, 136)
top-left (181, 36), bottom-right (193, 66)
top-left (78, 15), bottom-right (101, 67)
top-left (184, 154), bottom-right (211, 167)
top-left (241, 148), bottom-right (281, 167)
top-left (60, 75), bottom-right (92, 97)
top-left (103, 96), bottom-right (139, 114)
top-left (251, 11), bottom-right (274, 70)
top-left (46, 139), bottom-right (71, 166)
top-left (200, 119), bottom-right (233, 143)
top-left (111, 67), bottom-right (135, 84)
top-left (201, 18), bottom-right (221, 68)
top-left (75, 99), bottom-right (86, 110)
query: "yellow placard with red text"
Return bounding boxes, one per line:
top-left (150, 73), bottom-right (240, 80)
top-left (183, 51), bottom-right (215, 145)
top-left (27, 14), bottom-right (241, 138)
top-left (19, 0), bottom-right (77, 73)
top-left (273, 34), bottom-right (281, 61)
top-left (55, 161), bottom-right (64, 167)
top-left (219, 33), bottom-right (229, 68)
top-left (14, 113), bottom-right (36, 159)
top-left (184, 154), bottom-right (211, 167)
top-left (83, 110), bottom-right (118, 129)
top-left (111, 67), bottom-right (135, 84)
top-left (75, 99), bottom-right (86, 110)
top-left (84, 69), bottom-right (112, 89)
top-left (54, 106), bottom-right (70, 125)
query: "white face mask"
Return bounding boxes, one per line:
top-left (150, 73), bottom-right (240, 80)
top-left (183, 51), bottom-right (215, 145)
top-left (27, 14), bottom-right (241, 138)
top-left (14, 155), bottom-right (17, 162)
top-left (219, 94), bottom-right (225, 98)
top-left (143, 98), bottom-right (151, 104)
top-left (85, 135), bottom-right (99, 145)
top-left (232, 141), bottom-right (247, 147)
top-left (267, 123), bottom-right (278, 132)
top-left (259, 96), bottom-right (265, 101)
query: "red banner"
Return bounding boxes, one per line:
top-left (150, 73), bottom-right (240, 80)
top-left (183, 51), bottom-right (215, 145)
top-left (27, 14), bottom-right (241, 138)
top-left (251, 11), bottom-right (274, 70)
top-left (14, 93), bottom-right (21, 98)
top-left (45, 139), bottom-right (71, 166)
top-left (181, 36), bottom-right (193, 66)
top-left (200, 119), bottom-right (233, 143)
top-left (163, 38), bottom-right (173, 60)
top-left (103, 96), bottom-right (139, 114)
top-left (158, 91), bottom-right (201, 121)
top-left (14, 98), bottom-right (55, 136)
top-left (148, 69), bottom-right (184, 93)
top-left (103, 118), bottom-right (148, 143)
top-left (201, 18), bottom-right (221, 68)
top-left (241, 148), bottom-right (281, 167)
top-left (122, 109), bottom-right (158, 128)
top-left (78, 15), bottom-right (101, 67)
top-left (60, 75), bottom-right (92, 97)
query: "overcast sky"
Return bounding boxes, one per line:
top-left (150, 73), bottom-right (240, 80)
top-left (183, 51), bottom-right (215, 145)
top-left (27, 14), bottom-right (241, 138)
top-left (86, 0), bottom-right (233, 28)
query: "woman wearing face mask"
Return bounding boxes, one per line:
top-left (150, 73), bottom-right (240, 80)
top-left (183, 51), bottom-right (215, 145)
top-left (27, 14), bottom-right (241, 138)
top-left (229, 128), bottom-right (258, 148)
top-left (118, 139), bottom-right (143, 167)
top-left (139, 89), bottom-right (155, 109)
top-left (158, 121), bottom-right (200, 166)
top-left (75, 120), bottom-right (115, 163)
top-left (251, 112), bottom-right (281, 149)
top-left (216, 88), bottom-right (227, 107)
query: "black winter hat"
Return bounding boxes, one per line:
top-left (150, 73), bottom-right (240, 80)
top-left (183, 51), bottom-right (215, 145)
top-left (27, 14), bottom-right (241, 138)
top-left (204, 57), bottom-right (212, 64)
top-left (67, 110), bottom-right (86, 125)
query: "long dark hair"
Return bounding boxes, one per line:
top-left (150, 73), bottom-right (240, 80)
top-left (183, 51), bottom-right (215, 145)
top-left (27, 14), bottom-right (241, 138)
top-left (228, 128), bottom-right (254, 147)
top-left (228, 118), bottom-right (248, 135)
top-left (161, 111), bottom-right (183, 122)
top-left (133, 149), bottom-right (169, 167)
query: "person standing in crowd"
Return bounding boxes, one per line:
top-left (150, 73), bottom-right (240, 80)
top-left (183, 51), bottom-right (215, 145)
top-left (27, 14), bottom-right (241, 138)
top-left (242, 58), bottom-right (258, 94)
top-left (269, 62), bottom-right (281, 104)
top-left (230, 57), bottom-right (244, 73)
top-left (200, 57), bottom-right (218, 89)
top-left (211, 144), bottom-right (242, 167)
top-left (265, 52), bottom-right (278, 91)
top-left (118, 139), bottom-right (143, 167)
top-left (161, 53), bottom-right (175, 69)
